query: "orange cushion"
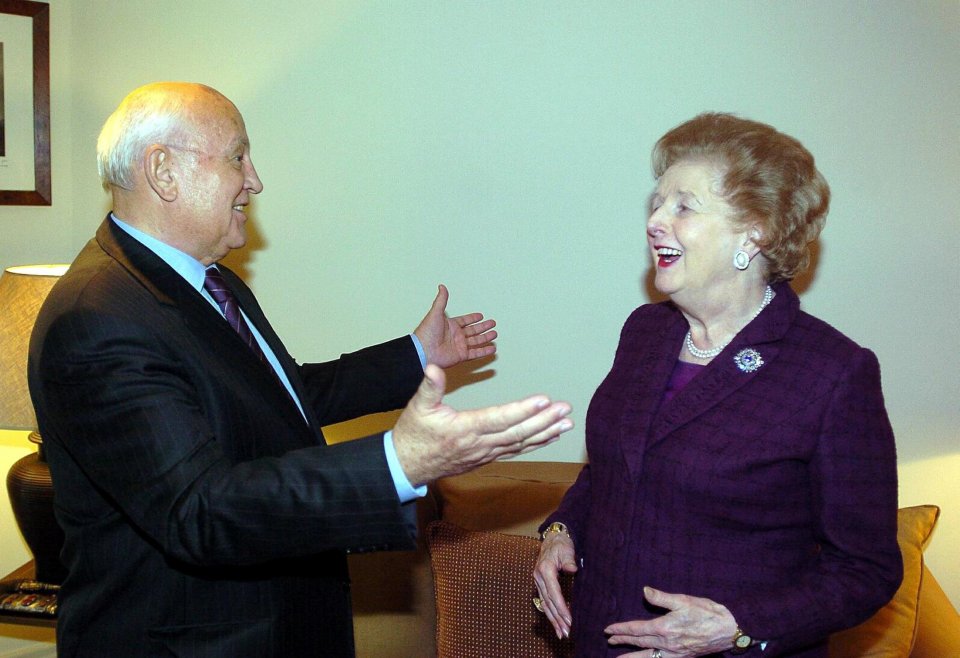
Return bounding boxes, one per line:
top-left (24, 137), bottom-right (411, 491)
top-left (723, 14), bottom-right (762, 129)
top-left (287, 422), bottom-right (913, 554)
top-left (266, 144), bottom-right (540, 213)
top-left (828, 505), bottom-right (940, 657)
top-left (427, 520), bottom-right (574, 658)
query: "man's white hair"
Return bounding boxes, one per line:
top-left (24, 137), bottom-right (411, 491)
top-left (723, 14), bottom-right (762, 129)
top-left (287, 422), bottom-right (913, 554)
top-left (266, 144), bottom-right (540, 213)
top-left (96, 83), bottom-right (210, 191)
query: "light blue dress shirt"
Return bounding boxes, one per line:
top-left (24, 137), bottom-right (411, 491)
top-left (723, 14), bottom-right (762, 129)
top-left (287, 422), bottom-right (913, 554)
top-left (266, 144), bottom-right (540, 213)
top-left (110, 215), bottom-right (426, 502)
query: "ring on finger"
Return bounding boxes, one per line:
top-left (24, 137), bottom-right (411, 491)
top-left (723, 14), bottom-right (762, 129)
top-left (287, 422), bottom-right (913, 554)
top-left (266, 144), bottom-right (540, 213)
top-left (532, 596), bottom-right (544, 613)
top-left (652, 650), bottom-right (663, 658)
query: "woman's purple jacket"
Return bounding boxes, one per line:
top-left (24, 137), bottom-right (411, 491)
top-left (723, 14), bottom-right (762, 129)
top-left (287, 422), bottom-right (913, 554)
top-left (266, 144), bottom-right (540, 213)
top-left (545, 282), bottom-right (902, 657)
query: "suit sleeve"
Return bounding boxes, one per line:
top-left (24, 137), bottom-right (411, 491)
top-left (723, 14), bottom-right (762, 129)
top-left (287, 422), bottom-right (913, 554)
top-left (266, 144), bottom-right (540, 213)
top-left (297, 337), bottom-right (423, 427)
top-left (218, 265), bottom-right (423, 426)
top-left (724, 348), bottom-right (903, 653)
top-left (33, 305), bottom-right (419, 567)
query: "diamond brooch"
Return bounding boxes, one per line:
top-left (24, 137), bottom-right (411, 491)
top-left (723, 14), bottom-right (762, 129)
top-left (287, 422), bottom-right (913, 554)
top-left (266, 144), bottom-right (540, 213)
top-left (733, 348), bottom-right (764, 373)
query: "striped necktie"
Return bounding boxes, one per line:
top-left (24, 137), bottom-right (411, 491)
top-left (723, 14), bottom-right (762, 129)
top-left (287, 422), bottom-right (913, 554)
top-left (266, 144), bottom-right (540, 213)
top-left (203, 266), bottom-right (270, 365)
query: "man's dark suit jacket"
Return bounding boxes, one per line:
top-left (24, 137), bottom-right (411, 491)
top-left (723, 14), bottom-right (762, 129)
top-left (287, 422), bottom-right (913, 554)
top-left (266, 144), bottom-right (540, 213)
top-left (28, 218), bottom-right (424, 657)
top-left (545, 282), bottom-right (903, 657)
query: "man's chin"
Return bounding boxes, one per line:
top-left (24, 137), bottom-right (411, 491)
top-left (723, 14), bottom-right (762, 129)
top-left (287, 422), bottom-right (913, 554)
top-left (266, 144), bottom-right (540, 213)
top-left (208, 240), bottom-right (245, 265)
top-left (227, 230), bottom-right (248, 251)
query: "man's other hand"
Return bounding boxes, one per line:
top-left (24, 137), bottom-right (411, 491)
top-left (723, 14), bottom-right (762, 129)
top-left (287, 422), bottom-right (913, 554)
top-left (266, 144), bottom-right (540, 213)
top-left (392, 364), bottom-right (573, 486)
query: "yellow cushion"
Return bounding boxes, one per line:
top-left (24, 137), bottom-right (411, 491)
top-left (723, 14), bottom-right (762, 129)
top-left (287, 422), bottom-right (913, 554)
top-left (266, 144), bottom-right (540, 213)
top-left (828, 505), bottom-right (940, 657)
top-left (427, 520), bottom-right (574, 658)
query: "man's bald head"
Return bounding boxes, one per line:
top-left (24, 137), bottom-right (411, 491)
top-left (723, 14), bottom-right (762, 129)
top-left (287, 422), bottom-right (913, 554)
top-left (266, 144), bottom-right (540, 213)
top-left (96, 82), bottom-right (236, 191)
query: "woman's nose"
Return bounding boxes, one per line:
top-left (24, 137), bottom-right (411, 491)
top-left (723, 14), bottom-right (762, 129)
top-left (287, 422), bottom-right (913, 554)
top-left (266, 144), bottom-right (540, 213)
top-left (647, 207), bottom-right (667, 236)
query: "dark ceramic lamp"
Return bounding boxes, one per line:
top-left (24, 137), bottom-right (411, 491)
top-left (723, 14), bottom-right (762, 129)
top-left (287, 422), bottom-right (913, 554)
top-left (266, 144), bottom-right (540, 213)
top-left (1, 264), bottom-right (68, 584)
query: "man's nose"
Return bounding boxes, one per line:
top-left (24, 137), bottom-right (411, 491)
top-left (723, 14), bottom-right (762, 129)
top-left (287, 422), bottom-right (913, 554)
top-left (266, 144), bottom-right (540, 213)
top-left (246, 161), bottom-right (264, 194)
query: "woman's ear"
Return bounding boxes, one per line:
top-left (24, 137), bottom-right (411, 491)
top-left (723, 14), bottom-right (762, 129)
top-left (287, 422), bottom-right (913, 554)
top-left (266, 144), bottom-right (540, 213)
top-left (742, 225), bottom-right (764, 258)
top-left (144, 145), bottom-right (178, 202)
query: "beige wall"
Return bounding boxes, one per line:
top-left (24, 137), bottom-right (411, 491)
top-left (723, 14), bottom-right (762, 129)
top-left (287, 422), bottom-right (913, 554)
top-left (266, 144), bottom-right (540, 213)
top-left (1, 0), bottom-right (956, 629)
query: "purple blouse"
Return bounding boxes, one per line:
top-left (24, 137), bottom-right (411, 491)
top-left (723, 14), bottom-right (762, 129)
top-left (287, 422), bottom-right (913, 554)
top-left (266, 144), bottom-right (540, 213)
top-left (662, 359), bottom-right (704, 404)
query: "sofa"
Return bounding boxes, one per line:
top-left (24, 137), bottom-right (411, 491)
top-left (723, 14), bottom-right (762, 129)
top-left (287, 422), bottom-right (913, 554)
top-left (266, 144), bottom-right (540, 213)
top-left (348, 461), bottom-right (960, 657)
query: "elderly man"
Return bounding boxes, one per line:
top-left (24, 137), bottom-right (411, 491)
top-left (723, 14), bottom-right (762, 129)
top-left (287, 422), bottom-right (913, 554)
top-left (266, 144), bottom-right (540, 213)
top-left (28, 82), bottom-right (573, 657)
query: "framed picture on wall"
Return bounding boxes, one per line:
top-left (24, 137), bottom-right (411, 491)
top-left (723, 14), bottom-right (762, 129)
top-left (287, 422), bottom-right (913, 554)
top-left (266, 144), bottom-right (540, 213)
top-left (0, 0), bottom-right (50, 206)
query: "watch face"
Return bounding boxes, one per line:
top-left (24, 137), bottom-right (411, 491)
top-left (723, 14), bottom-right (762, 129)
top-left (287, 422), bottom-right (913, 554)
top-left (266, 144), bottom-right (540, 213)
top-left (735, 634), bottom-right (752, 648)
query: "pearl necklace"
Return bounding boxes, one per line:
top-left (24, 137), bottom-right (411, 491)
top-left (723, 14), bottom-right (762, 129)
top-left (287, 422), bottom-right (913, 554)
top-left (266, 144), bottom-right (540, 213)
top-left (684, 285), bottom-right (774, 360)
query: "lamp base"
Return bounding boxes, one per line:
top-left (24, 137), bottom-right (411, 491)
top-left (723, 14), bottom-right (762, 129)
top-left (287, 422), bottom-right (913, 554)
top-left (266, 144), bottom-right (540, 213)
top-left (6, 431), bottom-right (67, 585)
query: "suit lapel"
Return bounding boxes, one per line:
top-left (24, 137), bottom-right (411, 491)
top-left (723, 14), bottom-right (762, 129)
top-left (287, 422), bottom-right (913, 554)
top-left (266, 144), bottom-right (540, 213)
top-left (648, 282), bottom-right (799, 447)
top-left (216, 266), bottom-right (322, 429)
top-left (97, 218), bottom-right (315, 429)
top-left (97, 217), bottom-right (186, 309)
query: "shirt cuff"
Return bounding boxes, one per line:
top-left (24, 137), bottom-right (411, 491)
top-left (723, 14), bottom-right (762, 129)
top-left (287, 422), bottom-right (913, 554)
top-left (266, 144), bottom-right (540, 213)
top-left (384, 430), bottom-right (427, 503)
top-left (409, 333), bottom-right (427, 369)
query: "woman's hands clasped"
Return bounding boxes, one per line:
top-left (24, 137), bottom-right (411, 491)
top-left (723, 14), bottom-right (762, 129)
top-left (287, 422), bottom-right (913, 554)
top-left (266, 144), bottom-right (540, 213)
top-left (533, 531), bottom-right (578, 639)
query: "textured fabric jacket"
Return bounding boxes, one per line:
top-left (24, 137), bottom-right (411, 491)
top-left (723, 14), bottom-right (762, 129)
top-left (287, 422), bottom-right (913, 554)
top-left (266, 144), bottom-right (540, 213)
top-left (546, 282), bottom-right (902, 657)
top-left (28, 218), bottom-right (423, 657)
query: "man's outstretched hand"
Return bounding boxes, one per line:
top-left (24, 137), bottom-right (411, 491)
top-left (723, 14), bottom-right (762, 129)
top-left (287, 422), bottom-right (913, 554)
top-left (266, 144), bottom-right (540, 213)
top-left (392, 364), bottom-right (573, 487)
top-left (413, 284), bottom-right (497, 368)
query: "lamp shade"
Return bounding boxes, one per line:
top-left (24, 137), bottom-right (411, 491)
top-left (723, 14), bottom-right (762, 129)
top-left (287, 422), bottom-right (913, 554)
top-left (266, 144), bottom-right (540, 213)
top-left (0, 264), bottom-right (69, 430)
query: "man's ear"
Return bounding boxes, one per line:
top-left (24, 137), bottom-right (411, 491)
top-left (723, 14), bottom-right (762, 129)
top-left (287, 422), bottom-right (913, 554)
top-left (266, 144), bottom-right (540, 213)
top-left (144, 145), bottom-right (178, 202)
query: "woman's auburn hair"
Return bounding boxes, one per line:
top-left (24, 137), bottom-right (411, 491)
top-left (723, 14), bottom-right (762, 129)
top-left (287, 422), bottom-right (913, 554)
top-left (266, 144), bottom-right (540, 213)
top-left (652, 112), bottom-right (830, 282)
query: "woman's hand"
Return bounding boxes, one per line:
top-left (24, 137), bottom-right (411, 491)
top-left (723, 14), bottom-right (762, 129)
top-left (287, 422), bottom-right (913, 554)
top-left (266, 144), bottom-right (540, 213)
top-left (604, 587), bottom-right (739, 658)
top-left (533, 531), bottom-right (578, 639)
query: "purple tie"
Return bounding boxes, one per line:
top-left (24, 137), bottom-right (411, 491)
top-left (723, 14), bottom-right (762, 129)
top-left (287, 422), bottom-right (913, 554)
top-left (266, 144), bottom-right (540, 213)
top-left (203, 267), bottom-right (270, 364)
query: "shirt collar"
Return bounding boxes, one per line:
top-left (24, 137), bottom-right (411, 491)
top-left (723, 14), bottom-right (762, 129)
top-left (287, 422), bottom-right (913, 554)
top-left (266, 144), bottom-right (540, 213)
top-left (110, 213), bottom-right (209, 292)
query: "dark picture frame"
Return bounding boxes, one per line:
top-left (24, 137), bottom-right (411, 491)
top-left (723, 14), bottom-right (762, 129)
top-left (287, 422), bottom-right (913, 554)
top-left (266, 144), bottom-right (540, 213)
top-left (0, 0), bottom-right (50, 205)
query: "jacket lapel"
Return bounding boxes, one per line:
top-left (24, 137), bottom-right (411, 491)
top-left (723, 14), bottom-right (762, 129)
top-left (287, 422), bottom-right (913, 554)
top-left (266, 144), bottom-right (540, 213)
top-left (97, 218), bottom-right (314, 429)
top-left (97, 217), bottom-right (186, 309)
top-left (216, 265), bottom-right (322, 429)
top-left (648, 282), bottom-right (798, 447)
top-left (618, 306), bottom-right (686, 479)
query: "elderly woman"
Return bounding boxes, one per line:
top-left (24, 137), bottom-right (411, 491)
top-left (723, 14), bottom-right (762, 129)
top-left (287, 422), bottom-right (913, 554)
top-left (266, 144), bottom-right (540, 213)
top-left (534, 113), bottom-right (902, 658)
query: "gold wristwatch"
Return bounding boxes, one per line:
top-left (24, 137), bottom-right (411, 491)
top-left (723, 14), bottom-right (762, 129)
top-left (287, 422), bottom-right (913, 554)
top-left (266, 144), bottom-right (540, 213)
top-left (730, 627), bottom-right (753, 654)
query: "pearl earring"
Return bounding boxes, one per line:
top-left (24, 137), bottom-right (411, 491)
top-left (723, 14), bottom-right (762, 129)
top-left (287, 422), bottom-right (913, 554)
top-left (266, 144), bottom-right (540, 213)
top-left (733, 250), bottom-right (750, 270)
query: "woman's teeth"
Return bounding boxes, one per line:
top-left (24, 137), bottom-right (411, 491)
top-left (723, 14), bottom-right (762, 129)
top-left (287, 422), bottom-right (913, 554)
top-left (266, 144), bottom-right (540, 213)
top-left (657, 247), bottom-right (682, 263)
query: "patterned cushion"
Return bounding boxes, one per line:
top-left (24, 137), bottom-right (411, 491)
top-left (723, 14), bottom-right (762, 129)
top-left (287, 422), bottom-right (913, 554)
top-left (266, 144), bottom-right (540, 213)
top-left (427, 520), bottom-right (574, 658)
top-left (828, 505), bottom-right (940, 657)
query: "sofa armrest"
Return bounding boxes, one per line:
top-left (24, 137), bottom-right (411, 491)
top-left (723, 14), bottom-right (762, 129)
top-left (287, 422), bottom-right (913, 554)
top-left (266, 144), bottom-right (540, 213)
top-left (433, 460), bottom-right (583, 536)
